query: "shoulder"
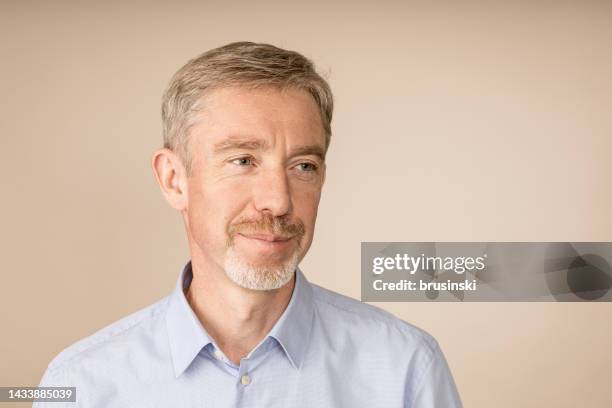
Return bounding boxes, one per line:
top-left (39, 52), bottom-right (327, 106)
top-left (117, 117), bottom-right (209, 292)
top-left (42, 296), bottom-right (170, 378)
top-left (310, 283), bottom-right (439, 354)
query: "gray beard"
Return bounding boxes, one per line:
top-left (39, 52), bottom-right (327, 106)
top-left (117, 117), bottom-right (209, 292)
top-left (223, 246), bottom-right (298, 290)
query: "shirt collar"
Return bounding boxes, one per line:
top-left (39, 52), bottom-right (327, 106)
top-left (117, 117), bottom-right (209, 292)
top-left (165, 261), bottom-right (315, 378)
top-left (165, 261), bottom-right (213, 378)
top-left (267, 262), bottom-right (315, 370)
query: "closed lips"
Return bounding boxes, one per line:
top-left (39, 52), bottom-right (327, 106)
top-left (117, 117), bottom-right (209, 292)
top-left (239, 233), bottom-right (293, 242)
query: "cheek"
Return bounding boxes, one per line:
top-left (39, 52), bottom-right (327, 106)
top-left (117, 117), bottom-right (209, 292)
top-left (186, 188), bottom-right (217, 246)
top-left (186, 181), bottom-right (250, 246)
top-left (293, 200), bottom-right (319, 261)
top-left (292, 186), bottom-right (322, 234)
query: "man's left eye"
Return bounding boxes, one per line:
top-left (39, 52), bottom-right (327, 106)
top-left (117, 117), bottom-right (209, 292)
top-left (297, 162), bottom-right (318, 172)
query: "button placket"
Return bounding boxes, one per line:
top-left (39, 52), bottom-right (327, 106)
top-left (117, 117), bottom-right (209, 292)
top-left (237, 358), bottom-right (252, 387)
top-left (240, 374), bottom-right (251, 386)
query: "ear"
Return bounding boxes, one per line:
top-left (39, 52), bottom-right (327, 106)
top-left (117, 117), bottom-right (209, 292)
top-left (151, 148), bottom-right (188, 211)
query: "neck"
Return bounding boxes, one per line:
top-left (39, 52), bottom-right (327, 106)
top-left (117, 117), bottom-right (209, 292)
top-left (185, 250), bottom-right (295, 366)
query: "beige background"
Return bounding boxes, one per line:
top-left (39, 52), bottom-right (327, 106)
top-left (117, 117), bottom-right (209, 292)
top-left (1, 1), bottom-right (611, 407)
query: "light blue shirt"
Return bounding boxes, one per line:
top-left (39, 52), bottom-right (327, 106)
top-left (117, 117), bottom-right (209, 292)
top-left (35, 262), bottom-right (463, 407)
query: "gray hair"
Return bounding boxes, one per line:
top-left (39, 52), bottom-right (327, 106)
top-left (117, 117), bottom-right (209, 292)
top-left (161, 41), bottom-right (334, 175)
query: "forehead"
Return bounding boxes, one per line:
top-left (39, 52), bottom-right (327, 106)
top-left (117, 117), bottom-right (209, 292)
top-left (190, 86), bottom-right (326, 151)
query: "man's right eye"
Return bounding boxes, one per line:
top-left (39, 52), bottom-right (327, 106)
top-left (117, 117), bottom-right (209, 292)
top-left (230, 156), bottom-right (253, 166)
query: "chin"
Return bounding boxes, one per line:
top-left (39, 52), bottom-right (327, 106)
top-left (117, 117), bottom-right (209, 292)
top-left (223, 246), bottom-right (299, 291)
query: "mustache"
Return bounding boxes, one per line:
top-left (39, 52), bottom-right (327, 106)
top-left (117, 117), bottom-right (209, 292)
top-left (227, 214), bottom-right (305, 244)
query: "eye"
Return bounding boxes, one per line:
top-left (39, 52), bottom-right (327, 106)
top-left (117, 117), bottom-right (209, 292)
top-left (230, 156), bottom-right (253, 166)
top-left (296, 162), bottom-right (318, 172)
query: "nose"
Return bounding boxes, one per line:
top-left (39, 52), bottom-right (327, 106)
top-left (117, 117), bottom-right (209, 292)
top-left (252, 167), bottom-right (292, 217)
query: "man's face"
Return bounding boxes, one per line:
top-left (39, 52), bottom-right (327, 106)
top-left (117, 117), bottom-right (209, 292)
top-left (183, 86), bottom-right (326, 290)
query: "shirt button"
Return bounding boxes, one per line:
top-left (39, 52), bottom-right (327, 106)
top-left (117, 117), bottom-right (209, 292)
top-left (241, 374), bottom-right (251, 386)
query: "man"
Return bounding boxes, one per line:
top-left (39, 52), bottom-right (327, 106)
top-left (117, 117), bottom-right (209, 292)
top-left (36, 42), bottom-right (463, 407)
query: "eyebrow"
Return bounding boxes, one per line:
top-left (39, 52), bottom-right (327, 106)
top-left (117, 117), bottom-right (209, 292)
top-left (290, 145), bottom-right (326, 161)
top-left (213, 137), bottom-right (269, 154)
top-left (212, 137), bottom-right (326, 160)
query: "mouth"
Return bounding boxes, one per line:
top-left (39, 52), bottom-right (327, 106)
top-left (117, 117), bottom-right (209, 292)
top-left (238, 233), bottom-right (295, 242)
top-left (234, 233), bottom-right (298, 256)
